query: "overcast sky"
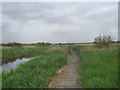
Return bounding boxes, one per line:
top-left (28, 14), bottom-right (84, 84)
top-left (1, 2), bottom-right (118, 43)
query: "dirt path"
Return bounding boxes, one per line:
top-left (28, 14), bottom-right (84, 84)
top-left (49, 49), bottom-right (81, 88)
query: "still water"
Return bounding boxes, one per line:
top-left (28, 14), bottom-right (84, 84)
top-left (2, 58), bottom-right (32, 72)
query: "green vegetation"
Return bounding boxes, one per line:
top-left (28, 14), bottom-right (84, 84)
top-left (70, 45), bottom-right (78, 51)
top-left (94, 34), bottom-right (112, 48)
top-left (2, 42), bottom-right (52, 47)
top-left (2, 42), bottom-right (118, 88)
top-left (118, 45), bottom-right (120, 88)
top-left (79, 47), bottom-right (118, 88)
top-left (2, 42), bottom-right (22, 47)
top-left (2, 50), bottom-right (67, 88)
top-left (2, 46), bottom-right (49, 60)
top-left (0, 50), bottom-right (1, 60)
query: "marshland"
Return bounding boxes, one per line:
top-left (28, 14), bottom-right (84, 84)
top-left (1, 41), bottom-right (119, 88)
top-left (1, 2), bottom-right (119, 89)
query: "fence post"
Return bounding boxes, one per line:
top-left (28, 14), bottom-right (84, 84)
top-left (68, 45), bottom-right (70, 54)
top-left (77, 46), bottom-right (80, 54)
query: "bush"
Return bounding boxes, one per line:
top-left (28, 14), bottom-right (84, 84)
top-left (94, 34), bottom-right (112, 48)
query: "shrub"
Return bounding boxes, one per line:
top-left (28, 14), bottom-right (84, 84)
top-left (94, 34), bottom-right (112, 48)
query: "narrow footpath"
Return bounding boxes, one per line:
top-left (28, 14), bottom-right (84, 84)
top-left (49, 49), bottom-right (81, 88)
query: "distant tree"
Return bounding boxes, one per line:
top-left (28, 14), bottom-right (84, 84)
top-left (2, 42), bottom-right (22, 46)
top-left (94, 34), bottom-right (112, 48)
top-left (36, 42), bottom-right (51, 46)
top-left (117, 41), bottom-right (120, 43)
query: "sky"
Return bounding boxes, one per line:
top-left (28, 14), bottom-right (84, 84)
top-left (1, 2), bottom-right (118, 43)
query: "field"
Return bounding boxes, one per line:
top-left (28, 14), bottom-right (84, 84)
top-left (78, 45), bottom-right (118, 88)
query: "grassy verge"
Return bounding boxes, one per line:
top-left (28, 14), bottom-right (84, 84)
top-left (2, 50), bottom-right (67, 88)
top-left (79, 47), bottom-right (118, 88)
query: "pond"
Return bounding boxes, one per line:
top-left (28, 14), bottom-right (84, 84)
top-left (2, 57), bottom-right (32, 72)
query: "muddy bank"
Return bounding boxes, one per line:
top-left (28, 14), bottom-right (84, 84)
top-left (2, 54), bottom-right (33, 64)
top-left (2, 57), bottom-right (32, 72)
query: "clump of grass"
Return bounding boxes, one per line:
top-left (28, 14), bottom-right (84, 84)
top-left (70, 45), bottom-right (78, 51)
top-left (2, 51), bottom-right (67, 88)
top-left (79, 48), bottom-right (118, 88)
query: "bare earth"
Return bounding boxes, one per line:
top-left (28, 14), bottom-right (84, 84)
top-left (49, 49), bottom-right (81, 88)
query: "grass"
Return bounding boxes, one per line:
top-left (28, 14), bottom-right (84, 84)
top-left (118, 45), bottom-right (120, 88)
top-left (2, 50), bottom-right (67, 88)
top-left (70, 45), bottom-right (78, 51)
top-left (2, 46), bottom-right (49, 60)
top-left (79, 47), bottom-right (118, 88)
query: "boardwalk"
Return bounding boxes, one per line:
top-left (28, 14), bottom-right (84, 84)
top-left (49, 49), bottom-right (81, 88)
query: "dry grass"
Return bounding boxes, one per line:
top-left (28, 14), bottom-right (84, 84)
top-left (80, 43), bottom-right (118, 51)
top-left (74, 43), bottom-right (95, 46)
top-left (23, 45), bottom-right (36, 48)
top-left (0, 46), bottom-right (12, 50)
top-left (48, 45), bottom-right (68, 53)
top-left (1, 45), bottom-right (36, 50)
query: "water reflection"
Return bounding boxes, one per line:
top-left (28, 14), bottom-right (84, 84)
top-left (2, 58), bottom-right (32, 72)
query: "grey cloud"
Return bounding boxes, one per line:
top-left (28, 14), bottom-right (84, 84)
top-left (2, 2), bottom-right (118, 43)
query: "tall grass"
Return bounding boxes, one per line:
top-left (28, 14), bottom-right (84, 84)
top-left (2, 50), bottom-right (67, 88)
top-left (2, 46), bottom-right (49, 60)
top-left (79, 48), bottom-right (118, 88)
